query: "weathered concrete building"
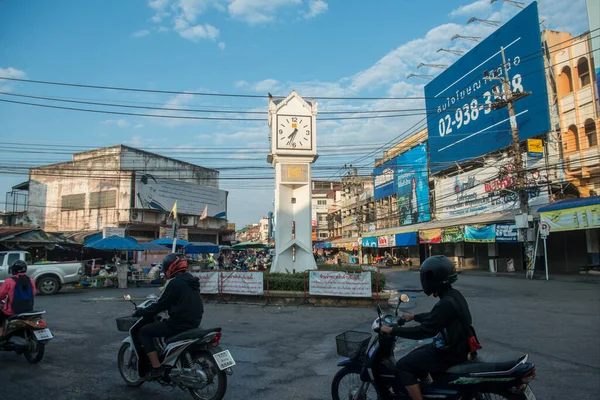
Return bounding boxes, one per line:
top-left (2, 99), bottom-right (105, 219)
top-left (26, 145), bottom-right (231, 244)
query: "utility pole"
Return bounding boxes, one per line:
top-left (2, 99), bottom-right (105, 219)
top-left (486, 46), bottom-right (533, 274)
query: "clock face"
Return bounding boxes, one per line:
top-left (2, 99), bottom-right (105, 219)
top-left (276, 115), bottom-right (312, 150)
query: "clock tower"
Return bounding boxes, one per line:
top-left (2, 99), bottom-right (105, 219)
top-left (267, 91), bottom-right (318, 273)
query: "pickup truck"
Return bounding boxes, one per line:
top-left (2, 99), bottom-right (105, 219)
top-left (0, 250), bottom-right (83, 295)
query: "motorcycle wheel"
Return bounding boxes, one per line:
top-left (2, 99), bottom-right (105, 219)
top-left (117, 343), bottom-right (144, 387)
top-left (24, 339), bottom-right (45, 363)
top-left (331, 366), bottom-right (380, 400)
top-left (187, 351), bottom-right (227, 400)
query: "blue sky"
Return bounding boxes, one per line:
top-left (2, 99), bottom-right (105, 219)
top-left (0, 0), bottom-right (590, 227)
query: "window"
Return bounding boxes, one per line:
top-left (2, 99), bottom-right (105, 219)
top-left (565, 125), bottom-right (580, 151)
top-left (0, 253), bottom-right (5, 266)
top-left (61, 194), bottom-right (85, 211)
top-left (318, 232), bottom-right (329, 239)
top-left (89, 190), bottom-right (117, 208)
top-left (577, 58), bottom-right (590, 87)
top-left (317, 200), bottom-right (327, 206)
top-left (559, 66), bottom-right (574, 94)
top-left (7, 253), bottom-right (19, 266)
top-left (25, 252), bottom-right (32, 265)
top-left (585, 119), bottom-right (598, 147)
top-left (317, 213), bottom-right (327, 222)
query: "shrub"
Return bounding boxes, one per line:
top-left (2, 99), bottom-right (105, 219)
top-left (264, 268), bottom-right (386, 293)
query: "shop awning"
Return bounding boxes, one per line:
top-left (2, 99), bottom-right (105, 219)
top-left (539, 196), bottom-right (600, 232)
top-left (314, 242), bottom-right (332, 249)
top-left (395, 232), bottom-right (417, 246)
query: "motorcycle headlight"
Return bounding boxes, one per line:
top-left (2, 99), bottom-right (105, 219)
top-left (372, 318), bottom-right (382, 331)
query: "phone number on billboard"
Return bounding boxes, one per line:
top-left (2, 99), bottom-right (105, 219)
top-left (437, 74), bottom-right (525, 137)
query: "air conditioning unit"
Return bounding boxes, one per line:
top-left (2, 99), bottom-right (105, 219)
top-left (131, 211), bottom-right (142, 222)
top-left (180, 216), bottom-right (195, 226)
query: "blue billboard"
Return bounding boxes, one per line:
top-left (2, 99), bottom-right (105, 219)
top-left (397, 143), bottom-right (431, 225)
top-left (374, 156), bottom-right (398, 200)
top-left (425, 2), bottom-right (550, 172)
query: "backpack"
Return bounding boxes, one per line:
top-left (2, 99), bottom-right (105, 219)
top-left (447, 297), bottom-right (482, 358)
top-left (10, 276), bottom-right (34, 314)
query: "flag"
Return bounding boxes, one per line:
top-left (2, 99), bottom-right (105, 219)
top-left (170, 201), bottom-right (178, 220)
top-left (199, 205), bottom-right (208, 220)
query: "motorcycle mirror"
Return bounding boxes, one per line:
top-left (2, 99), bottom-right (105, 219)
top-left (123, 294), bottom-right (131, 301)
top-left (400, 293), bottom-right (410, 303)
top-left (376, 303), bottom-right (382, 316)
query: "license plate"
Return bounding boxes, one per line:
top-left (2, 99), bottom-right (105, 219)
top-left (213, 350), bottom-right (236, 370)
top-left (33, 328), bottom-right (53, 341)
top-left (524, 385), bottom-right (536, 400)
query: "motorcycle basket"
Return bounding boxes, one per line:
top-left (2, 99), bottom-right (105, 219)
top-left (116, 316), bottom-right (138, 332)
top-left (336, 331), bottom-right (372, 359)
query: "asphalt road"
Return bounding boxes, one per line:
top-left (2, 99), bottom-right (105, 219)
top-left (1, 271), bottom-right (598, 400)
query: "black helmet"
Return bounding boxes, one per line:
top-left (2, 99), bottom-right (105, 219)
top-left (162, 253), bottom-right (187, 279)
top-left (11, 259), bottom-right (28, 275)
top-left (420, 256), bottom-right (457, 296)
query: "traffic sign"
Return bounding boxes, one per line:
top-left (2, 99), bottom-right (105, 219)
top-left (540, 221), bottom-right (550, 239)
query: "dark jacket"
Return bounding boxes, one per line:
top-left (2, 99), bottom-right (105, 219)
top-left (391, 286), bottom-right (471, 357)
top-left (138, 272), bottom-right (204, 330)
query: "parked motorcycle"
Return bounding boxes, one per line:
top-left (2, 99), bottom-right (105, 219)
top-left (0, 308), bottom-right (52, 363)
top-left (116, 294), bottom-right (234, 400)
top-left (331, 294), bottom-right (537, 400)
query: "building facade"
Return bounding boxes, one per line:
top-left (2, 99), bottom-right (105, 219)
top-left (311, 180), bottom-right (340, 241)
top-left (25, 145), bottom-right (231, 244)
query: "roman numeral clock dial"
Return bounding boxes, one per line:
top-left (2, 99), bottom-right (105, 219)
top-left (276, 116), bottom-right (312, 150)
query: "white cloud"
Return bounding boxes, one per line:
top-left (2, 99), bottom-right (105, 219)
top-left (103, 119), bottom-right (131, 128)
top-left (177, 23), bottom-right (220, 41)
top-left (304, 0), bottom-right (328, 19)
top-left (449, 0), bottom-right (492, 18)
top-left (132, 29), bottom-right (151, 37)
top-left (157, 26), bottom-right (170, 33)
top-left (253, 79), bottom-right (280, 93)
top-left (128, 135), bottom-right (144, 147)
top-left (227, 0), bottom-right (301, 24)
top-left (0, 67), bottom-right (26, 92)
top-left (218, 41), bottom-right (226, 50)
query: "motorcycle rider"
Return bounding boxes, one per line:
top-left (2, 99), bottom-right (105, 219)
top-left (381, 256), bottom-right (472, 400)
top-left (0, 260), bottom-right (36, 337)
top-left (134, 253), bottom-right (204, 379)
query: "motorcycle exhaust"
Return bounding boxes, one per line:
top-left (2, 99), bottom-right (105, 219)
top-left (170, 367), bottom-right (209, 390)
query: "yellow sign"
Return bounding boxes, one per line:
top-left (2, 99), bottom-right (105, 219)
top-left (226, 223), bottom-right (236, 231)
top-left (281, 164), bottom-right (308, 183)
top-left (540, 204), bottom-right (600, 232)
top-left (527, 138), bottom-right (543, 154)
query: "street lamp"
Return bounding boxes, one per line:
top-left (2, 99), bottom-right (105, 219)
top-left (490, 0), bottom-right (525, 8)
top-left (406, 73), bottom-right (433, 79)
top-left (467, 17), bottom-right (501, 27)
top-left (437, 48), bottom-right (464, 56)
top-left (417, 63), bottom-right (448, 70)
top-left (451, 34), bottom-right (482, 43)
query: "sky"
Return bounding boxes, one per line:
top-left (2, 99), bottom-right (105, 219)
top-left (0, 0), bottom-right (591, 227)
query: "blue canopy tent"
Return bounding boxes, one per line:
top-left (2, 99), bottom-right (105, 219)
top-left (139, 242), bottom-right (170, 251)
top-left (151, 238), bottom-right (190, 247)
top-left (85, 235), bottom-right (144, 251)
top-left (185, 242), bottom-right (220, 254)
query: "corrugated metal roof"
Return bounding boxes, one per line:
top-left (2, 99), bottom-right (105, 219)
top-left (538, 196), bottom-right (600, 212)
top-left (0, 227), bottom-right (38, 241)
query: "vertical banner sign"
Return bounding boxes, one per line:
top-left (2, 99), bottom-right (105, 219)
top-left (374, 157), bottom-right (398, 200)
top-left (191, 272), bottom-right (219, 294)
top-left (397, 143), bottom-right (431, 225)
top-left (425, 2), bottom-right (550, 171)
top-left (309, 271), bottom-right (372, 297)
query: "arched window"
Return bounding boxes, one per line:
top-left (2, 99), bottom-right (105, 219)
top-left (559, 66), bottom-right (574, 94)
top-left (577, 58), bottom-right (590, 87)
top-left (584, 119), bottom-right (597, 147)
top-left (565, 124), bottom-right (580, 151)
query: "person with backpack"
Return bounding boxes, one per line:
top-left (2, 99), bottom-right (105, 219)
top-left (0, 260), bottom-right (36, 337)
top-left (380, 255), bottom-right (480, 400)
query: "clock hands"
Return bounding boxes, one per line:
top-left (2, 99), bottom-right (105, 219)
top-left (286, 128), bottom-right (298, 146)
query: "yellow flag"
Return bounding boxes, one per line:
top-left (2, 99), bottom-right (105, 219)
top-left (171, 201), bottom-right (178, 219)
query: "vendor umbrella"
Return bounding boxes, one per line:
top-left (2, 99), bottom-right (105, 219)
top-left (139, 242), bottom-right (170, 251)
top-left (232, 242), bottom-right (267, 249)
top-left (85, 235), bottom-right (144, 251)
top-left (151, 238), bottom-right (190, 247)
top-left (185, 242), bottom-right (220, 254)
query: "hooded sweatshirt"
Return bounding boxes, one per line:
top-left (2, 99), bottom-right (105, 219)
top-left (138, 272), bottom-right (204, 330)
top-left (0, 273), bottom-right (36, 316)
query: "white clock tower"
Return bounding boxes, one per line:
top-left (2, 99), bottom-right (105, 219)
top-left (267, 91), bottom-right (318, 273)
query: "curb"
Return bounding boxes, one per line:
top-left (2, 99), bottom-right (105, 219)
top-left (458, 270), bottom-right (600, 284)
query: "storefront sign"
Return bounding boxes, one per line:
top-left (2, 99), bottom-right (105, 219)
top-left (309, 271), bottom-right (372, 297)
top-left (103, 227), bottom-right (125, 239)
top-left (464, 225), bottom-right (496, 243)
top-left (495, 224), bottom-right (519, 242)
top-left (434, 153), bottom-right (549, 220)
top-left (191, 272), bottom-right (219, 294)
top-left (395, 232), bottom-right (418, 246)
top-left (527, 138), bottom-right (543, 157)
top-left (441, 226), bottom-right (464, 243)
top-left (220, 272), bottom-right (264, 295)
top-left (377, 236), bottom-right (389, 247)
top-left (540, 204), bottom-right (600, 232)
top-left (159, 227), bottom-right (189, 241)
top-left (419, 229), bottom-right (442, 244)
top-left (226, 223), bottom-right (236, 231)
top-left (361, 237), bottom-right (378, 248)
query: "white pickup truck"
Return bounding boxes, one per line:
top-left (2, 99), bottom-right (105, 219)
top-left (0, 250), bottom-right (83, 295)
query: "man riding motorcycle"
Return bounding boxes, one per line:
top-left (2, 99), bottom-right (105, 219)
top-left (134, 253), bottom-right (204, 379)
top-left (0, 260), bottom-right (36, 337)
top-left (381, 256), bottom-right (473, 400)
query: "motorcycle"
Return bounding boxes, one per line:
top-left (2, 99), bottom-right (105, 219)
top-left (116, 294), bottom-right (234, 400)
top-left (331, 294), bottom-right (537, 400)
top-left (0, 301), bottom-right (52, 363)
